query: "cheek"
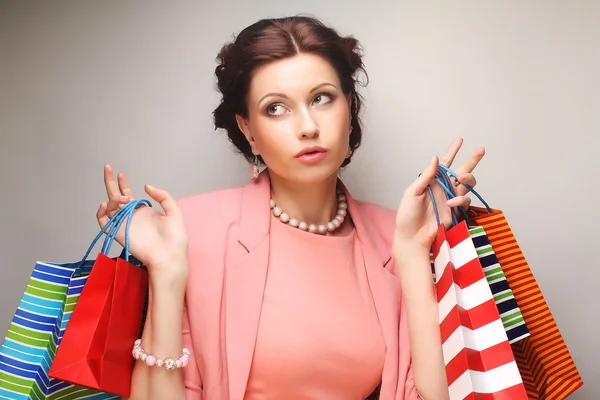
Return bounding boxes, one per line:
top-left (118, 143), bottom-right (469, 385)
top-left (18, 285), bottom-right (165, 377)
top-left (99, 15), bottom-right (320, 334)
top-left (250, 116), bottom-right (285, 154)
top-left (326, 104), bottom-right (351, 142)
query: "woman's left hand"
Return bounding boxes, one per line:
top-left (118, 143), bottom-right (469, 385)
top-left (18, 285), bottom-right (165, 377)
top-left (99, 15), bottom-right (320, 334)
top-left (393, 137), bottom-right (485, 255)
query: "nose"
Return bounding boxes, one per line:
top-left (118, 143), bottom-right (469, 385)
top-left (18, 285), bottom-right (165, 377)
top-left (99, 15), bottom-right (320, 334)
top-left (297, 109), bottom-right (319, 139)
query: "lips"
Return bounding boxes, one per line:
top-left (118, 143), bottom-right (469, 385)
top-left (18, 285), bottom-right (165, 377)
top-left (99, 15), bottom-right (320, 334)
top-left (295, 146), bottom-right (327, 158)
top-left (295, 146), bottom-right (328, 164)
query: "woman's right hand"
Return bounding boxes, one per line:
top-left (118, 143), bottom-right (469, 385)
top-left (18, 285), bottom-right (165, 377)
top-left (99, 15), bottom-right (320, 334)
top-left (96, 164), bottom-right (188, 282)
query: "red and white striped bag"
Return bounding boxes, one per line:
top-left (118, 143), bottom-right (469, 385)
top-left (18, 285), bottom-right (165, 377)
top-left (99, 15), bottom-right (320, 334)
top-left (433, 221), bottom-right (528, 399)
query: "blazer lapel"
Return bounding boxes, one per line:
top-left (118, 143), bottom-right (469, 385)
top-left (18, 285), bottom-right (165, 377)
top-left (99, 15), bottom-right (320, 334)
top-left (341, 182), bottom-right (402, 398)
top-left (225, 171), bottom-right (271, 400)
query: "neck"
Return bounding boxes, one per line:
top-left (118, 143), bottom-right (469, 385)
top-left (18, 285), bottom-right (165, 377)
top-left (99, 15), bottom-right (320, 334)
top-left (269, 171), bottom-right (340, 225)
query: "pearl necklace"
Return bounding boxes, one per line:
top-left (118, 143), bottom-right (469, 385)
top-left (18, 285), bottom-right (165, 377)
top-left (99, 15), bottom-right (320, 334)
top-left (269, 191), bottom-right (348, 235)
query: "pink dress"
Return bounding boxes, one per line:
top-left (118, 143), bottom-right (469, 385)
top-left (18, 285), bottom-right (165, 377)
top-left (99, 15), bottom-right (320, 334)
top-left (244, 219), bottom-right (386, 399)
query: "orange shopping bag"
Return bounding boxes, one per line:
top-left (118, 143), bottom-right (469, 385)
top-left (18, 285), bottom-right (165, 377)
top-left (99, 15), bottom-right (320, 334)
top-left (467, 206), bottom-right (583, 399)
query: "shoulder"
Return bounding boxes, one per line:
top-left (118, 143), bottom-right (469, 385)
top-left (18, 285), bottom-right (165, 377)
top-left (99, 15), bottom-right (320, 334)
top-left (176, 186), bottom-right (244, 223)
top-left (354, 199), bottom-right (397, 244)
top-left (175, 186), bottom-right (247, 262)
top-left (355, 200), bottom-right (396, 224)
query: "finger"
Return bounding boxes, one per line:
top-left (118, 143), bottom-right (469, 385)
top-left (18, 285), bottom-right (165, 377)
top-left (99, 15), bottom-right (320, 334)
top-left (106, 195), bottom-right (131, 215)
top-left (439, 137), bottom-right (464, 167)
top-left (145, 185), bottom-right (179, 216)
top-left (446, 195), bottom-right (472, 209)
top-left (104, 164), bottom-right (123, 200)
top-left (97, 202), bottom-right (109, 228)
top-left (454, 172), bottom-right (477, 196)
top-left (455, 147), bottom-right (485, 175)
top-left (410, 156), bottom-right (439, 195)
top-left (118, 172), bottom-right (135, 199)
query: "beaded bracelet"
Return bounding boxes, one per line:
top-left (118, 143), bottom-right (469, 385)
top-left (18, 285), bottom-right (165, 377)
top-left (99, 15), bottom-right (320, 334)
top-left (132, 339), bottom-right (190, 371)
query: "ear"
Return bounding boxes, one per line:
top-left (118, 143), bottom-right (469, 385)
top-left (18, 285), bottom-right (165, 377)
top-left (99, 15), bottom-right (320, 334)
top-left (235, 114), bottom-right (259, 155)
top-left (346, 94), bottom-right (354, 130)
top-left (346, 93), bottom-right (353, 110)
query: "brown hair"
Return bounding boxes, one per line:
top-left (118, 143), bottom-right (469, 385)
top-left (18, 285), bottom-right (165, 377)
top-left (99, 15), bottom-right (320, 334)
top-left (212, 15), bottom-right (368, 167)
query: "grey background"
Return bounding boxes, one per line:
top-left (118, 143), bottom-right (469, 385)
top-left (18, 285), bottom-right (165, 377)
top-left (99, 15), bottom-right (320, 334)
top-left (1, 1), bottom-right (598, 398)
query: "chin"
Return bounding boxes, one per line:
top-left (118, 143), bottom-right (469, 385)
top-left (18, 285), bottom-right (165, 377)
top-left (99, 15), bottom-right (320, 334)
top-left (269, 161), bottom-right (344, 185)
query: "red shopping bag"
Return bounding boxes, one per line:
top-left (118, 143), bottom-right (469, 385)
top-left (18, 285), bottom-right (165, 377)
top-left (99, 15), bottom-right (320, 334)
top-left (433, 222), bottom-right (528, 400)
top-left (49, 200), bottom-right (149, 397)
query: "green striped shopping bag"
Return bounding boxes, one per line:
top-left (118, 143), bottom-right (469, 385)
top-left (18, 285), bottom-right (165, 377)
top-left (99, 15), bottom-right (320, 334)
top-left (0, 259), bottom-right (118, 400)
top-left (0, 200), bottom-right (149, 399)
top-left (469, 225), bottom-right (530, 344)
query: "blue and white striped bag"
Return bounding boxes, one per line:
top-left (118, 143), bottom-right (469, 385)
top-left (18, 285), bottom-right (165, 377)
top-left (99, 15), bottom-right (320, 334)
top-left (0, 200), bottom-right (149, 399)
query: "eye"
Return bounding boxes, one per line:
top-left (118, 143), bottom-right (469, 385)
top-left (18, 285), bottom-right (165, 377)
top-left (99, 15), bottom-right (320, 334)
top-left (266, 104), bottom-right (287, 116)
top-left (313, 93), bottom-right (333, 106)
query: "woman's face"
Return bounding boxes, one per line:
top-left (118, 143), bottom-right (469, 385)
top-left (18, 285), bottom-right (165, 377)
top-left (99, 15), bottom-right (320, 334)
top-left (237, 53), bottom-right (352, 184)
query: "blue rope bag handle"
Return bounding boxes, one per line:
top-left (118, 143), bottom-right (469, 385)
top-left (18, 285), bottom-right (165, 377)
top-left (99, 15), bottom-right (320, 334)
top-left (425, 170), bottom-right (457, 228)
top-left (428, 185), bottom-right (442, 227)
top-left (434, 167), bottom-right (462, 227)
top-left (76, 199), bottom-right (152, 270)
top-left (434, 166), bottom-right (472, 227)
top-left (427, 162), bottom-right (494, 229)
top-left (103, 199), bottom-right (152, 262)
top-left (437, 164), bottom-right (493, 214)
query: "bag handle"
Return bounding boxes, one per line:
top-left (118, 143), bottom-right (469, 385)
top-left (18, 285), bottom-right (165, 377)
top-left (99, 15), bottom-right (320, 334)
top-left (77, 199), bottom-right (152, 268)
top-left (434, 166), bottom-right (473, 227)
top-left (102, 199), bottom-right (151, 261)
top-left (437, 164), bottom-right (493, 214)
top-left (427, 164), bottom-right (473, 228)
top-left (426, 167), bottom-right (456, 228)
top-left (434, 167), bottom-right (461, 227)
top-left (427, 184), bottom-right (442, 227)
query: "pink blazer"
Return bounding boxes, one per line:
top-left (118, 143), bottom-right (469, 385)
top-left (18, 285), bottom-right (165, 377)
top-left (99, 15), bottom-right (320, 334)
top-left (177, 172), bottom-right (418, 400)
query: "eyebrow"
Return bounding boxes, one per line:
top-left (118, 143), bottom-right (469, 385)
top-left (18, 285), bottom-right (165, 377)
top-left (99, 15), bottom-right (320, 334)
top-left (257, 82), bottom-right (339, 107)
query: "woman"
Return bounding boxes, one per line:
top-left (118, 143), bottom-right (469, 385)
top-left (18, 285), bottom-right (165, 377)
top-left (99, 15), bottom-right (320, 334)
top-left (98, 16), bottom-right (484, 400)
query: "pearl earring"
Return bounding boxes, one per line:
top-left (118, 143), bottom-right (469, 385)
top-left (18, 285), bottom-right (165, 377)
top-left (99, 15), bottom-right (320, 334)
top-left (252, 156), bottom-right (260, 179)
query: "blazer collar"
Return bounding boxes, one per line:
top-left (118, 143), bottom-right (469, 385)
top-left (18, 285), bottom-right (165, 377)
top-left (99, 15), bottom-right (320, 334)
top-left (237, 170), bottom-right (271, 252)
top-left (237, 169), bottom-right (391, 265)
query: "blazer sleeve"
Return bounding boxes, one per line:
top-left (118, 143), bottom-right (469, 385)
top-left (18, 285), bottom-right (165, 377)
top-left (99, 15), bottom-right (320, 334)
top-left (177, 196), bottom-right (204, 399)
top-left (360, 202), bottom-right (423, 400)
top-left (182, 302), bottom-right (203, 399)
top-left (398, 293), bottom-right (421, 400)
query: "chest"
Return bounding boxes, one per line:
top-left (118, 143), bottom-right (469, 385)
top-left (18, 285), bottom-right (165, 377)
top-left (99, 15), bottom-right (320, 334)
top-left (185, 221), bottom-right (403, 399)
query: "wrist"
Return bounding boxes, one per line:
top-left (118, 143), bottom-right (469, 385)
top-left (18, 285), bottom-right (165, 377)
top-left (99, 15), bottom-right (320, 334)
top-left (148, 258), bottom-right (188, 292)
top-left (392, 239), bottom-right (434, 281)
top-left (393, 238), bottom-right (431, 260)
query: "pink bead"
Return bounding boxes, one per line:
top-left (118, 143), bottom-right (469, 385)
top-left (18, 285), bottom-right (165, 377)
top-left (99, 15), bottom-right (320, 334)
top-left (164, 358), bottom-right (176, 371)
top-left (145, 355), bottom-right (156, 366)
top-left (178, 354), bottom-right (189, 368)
top-left (132, 347), bottom-right (141, 360)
